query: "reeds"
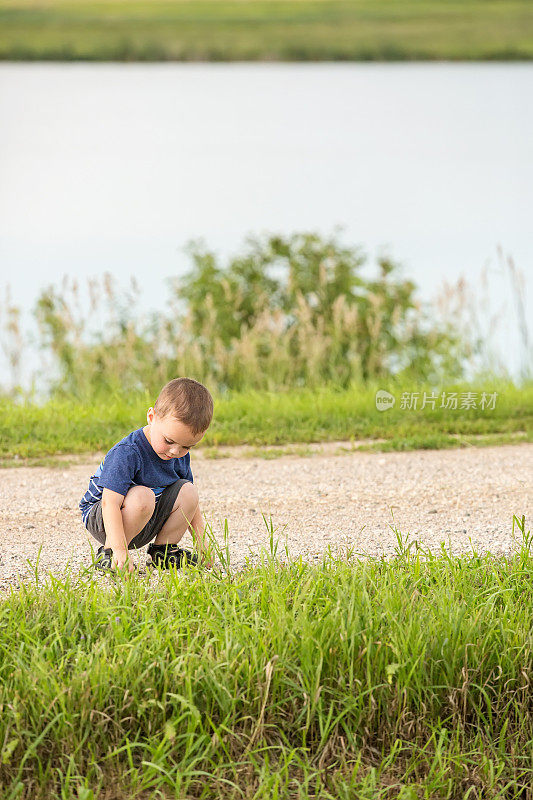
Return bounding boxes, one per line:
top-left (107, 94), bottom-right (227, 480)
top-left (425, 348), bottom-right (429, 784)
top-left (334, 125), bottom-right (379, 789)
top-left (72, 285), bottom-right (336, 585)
top-left (0, 233), bottom-right (473, 401)
top-left (0, 285), bottom-right (24, 396)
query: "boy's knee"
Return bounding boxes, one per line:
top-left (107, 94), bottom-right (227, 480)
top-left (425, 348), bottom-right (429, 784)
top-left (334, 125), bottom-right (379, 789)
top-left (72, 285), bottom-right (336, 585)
top-left (124, 485), bottom-right (155, 515)
top-left (176, 481), bottom-right (199, 512)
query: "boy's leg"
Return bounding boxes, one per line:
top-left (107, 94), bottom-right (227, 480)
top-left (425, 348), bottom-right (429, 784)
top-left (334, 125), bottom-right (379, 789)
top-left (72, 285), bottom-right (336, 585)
top-left (152, 482), bottom-right (199, 546)
top-left (106, 485), bottom-right (156, 548)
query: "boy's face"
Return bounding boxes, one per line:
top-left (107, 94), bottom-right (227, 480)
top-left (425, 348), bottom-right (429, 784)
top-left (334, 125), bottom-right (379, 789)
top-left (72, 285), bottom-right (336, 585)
top-left (145, 408), bottom-right (205, 460)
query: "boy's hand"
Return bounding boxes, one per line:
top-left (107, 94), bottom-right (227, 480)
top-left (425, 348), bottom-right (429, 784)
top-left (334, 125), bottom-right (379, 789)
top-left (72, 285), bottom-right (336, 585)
top-left (188, 504), bottom-right (213, 568)
top-left (112, 549), bottom-right (136, 574)
top-left (199, 551), bottom-right (214, 569)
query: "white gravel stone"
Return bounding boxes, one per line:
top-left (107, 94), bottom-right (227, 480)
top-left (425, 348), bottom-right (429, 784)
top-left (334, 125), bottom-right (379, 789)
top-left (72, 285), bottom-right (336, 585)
top-left (0, 443), bottom-right (531, 595)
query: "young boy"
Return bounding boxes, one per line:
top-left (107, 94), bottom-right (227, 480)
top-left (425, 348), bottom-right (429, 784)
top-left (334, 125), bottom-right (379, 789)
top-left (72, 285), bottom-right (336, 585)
top-left (79, 377), bottom-right (213, 573)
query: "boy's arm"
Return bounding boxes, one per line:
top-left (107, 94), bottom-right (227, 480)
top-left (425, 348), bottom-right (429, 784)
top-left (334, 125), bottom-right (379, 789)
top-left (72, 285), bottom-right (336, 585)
top-left (101, 488), bottom-right (133, 571)
top-left (97, 444), bottom-right (140, 571)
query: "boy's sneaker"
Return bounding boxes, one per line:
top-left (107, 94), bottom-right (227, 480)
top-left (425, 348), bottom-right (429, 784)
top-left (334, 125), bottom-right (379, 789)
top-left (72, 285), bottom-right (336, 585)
top-left (94, 545), bottom-right (113, 572)
top-left (147, 542), bottom-right (199, 570)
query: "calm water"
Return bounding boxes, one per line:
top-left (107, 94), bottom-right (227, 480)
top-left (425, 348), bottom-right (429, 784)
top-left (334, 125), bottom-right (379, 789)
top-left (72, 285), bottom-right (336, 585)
top-left (1, 63), bottom-right (531, 389)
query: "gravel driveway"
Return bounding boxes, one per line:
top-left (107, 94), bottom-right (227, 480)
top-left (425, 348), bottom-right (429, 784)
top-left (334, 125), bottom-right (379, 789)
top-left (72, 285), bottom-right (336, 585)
top-left (1, 443), bottom-right (531, 594)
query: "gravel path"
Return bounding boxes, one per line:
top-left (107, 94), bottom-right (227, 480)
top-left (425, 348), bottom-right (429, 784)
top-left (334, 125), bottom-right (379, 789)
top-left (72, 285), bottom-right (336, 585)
top-left (0, 443), bottom-right (531, 594)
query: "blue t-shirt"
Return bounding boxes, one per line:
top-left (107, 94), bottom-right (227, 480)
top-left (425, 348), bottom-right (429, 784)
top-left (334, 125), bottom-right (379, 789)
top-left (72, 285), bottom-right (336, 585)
top-left (79, 427), bottom-right (193, 528)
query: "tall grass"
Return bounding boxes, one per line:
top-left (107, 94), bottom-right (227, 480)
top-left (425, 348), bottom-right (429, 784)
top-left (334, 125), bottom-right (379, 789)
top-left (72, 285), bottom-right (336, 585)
top-left (0, 515), bottom-right (531, 798)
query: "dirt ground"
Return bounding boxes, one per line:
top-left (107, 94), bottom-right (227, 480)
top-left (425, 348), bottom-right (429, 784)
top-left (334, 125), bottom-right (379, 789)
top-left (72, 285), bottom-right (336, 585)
top-left (0, 443), bottom-right (531, 594)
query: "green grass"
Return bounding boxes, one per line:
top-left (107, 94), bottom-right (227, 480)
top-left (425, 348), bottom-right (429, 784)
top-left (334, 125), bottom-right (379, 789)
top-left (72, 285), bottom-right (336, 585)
top-left (0, 515), bottom-right (531, 798)
top-left (1, 0), bottom-right (533, 61)
top-left (0, 381), bottom-right (531, 464)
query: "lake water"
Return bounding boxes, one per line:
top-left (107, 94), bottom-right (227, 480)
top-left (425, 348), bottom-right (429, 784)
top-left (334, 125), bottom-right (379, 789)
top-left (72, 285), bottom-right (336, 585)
top-left (1, 63), bottom-right (532, 391)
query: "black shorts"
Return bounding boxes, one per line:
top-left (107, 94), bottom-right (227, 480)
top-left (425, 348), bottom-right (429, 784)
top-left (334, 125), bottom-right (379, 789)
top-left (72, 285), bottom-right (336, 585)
top-left (85, 479), bottom-right (191, 550)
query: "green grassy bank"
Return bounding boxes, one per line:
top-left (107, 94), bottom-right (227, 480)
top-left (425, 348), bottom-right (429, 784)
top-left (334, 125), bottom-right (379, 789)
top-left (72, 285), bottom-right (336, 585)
top-left (1, 0), bottom-right (533, 61)
top-left (0, 381), bottom-right (531, 466)
top-left (0, 518), bottom-right (531, 798)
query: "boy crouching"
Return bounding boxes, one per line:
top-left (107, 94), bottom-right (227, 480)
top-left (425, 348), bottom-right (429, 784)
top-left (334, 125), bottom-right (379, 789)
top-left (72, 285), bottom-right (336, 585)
top-left (79, 377), bottom-right (213, 573)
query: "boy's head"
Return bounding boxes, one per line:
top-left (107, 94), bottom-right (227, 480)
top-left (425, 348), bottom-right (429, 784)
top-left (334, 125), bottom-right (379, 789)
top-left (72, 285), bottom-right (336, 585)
top-left (145, 378), bottom-right (213, 460)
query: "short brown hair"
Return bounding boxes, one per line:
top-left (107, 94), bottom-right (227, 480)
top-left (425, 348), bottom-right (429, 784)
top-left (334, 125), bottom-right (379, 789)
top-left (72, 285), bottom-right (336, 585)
top-left (153, 378), bottom-right (213, 435)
